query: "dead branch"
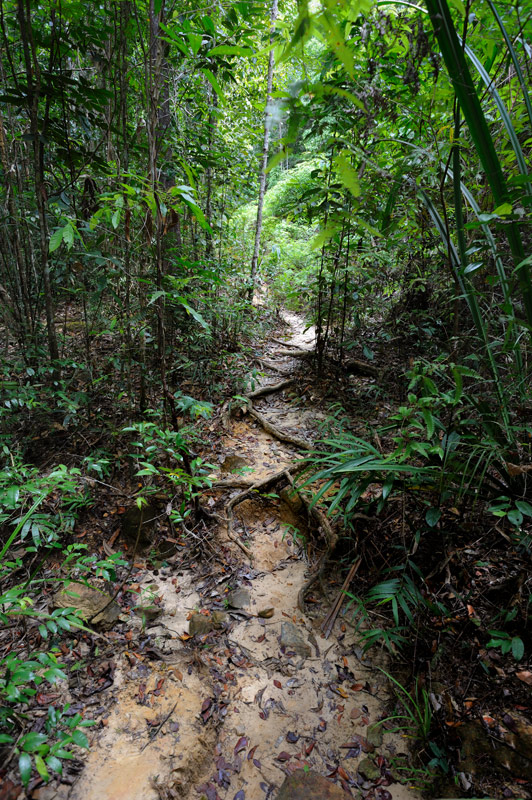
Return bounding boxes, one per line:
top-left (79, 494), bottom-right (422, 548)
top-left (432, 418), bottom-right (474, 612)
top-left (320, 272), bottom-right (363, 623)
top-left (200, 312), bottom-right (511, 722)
top-left (343, 358), bottom-right (380, 378)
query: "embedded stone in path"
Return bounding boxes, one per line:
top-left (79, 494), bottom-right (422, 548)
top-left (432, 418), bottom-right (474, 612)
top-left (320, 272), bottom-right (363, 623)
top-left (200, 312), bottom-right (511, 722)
top-left (188, 610), bottom-right (228, 636)
top-left (280, 622), bottom-right (311, 657)
top-left (227, 587), bottom-right (251, 609)
top-left (54, 582), bottom-right (121, 630)
top-left (276, 769), bottom-right (349, 799)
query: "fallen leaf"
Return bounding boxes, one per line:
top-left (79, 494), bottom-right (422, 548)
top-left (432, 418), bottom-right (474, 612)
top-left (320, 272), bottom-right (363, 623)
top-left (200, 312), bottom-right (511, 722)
top-left (276, 752), bottom-right (292, 762)
top-left (234, 736), bottom-right (248, 755)
top-left (516, 670), bottom-right (532, 686)
top-left (341, 735), bottom-right (374, 754)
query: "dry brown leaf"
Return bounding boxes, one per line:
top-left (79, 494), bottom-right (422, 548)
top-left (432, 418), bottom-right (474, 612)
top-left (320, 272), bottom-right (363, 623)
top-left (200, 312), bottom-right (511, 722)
top-left (516, 670), bottom-right (532, 686)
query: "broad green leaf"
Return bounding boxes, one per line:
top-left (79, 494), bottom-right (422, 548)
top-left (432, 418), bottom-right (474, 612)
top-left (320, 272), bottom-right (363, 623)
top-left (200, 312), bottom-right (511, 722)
top-left (71, 729), bottom-right (89, 749)
top-left (507, 508), bottom-right (523, 527)
top-left (34, 754), bottom-right (49, 781)
top-left (425, 507), bottom-right (441, 527)
top-left (21, 732), bottom-right (48, 753)
top-left (493, 203), bottom-right (513, 216)
top-left (49, 227), bottom-right (65, 253)
top-left (382, 477), bottom-right (394, 500)
top-left (516, 500), bottom-right (532, 517)
top-left (45, 755), bottom-right (63, 775)
top-left (19, 753), bottom-right (32, 787)
top-left (512, 637), bottom-right (524, 661)
top-left (208, 45), bottom-right (253, 57)
top-left (187, 32), bottom-right (203, 55)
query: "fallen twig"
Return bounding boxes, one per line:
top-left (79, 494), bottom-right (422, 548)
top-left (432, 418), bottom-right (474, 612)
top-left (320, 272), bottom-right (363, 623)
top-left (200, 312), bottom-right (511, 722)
top-left (141, 702), bottom-right (177, 752)
top-left (320, 557), bottom-right (362, 639)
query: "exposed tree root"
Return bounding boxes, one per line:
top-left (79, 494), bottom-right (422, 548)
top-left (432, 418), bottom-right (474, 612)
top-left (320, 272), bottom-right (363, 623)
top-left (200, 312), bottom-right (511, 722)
top-left (221, 463), bottom-right (307, 560)
top-left (343, 357), bottom-right (380, 378)
top-left (254, 358), bottom-right (291, 375)
top-left (245, 378), bottom-right (294, 399)
top-left (209, 477), bottom-right (255, 490)
top-left (270, 337), bottom-right (309, 348)
top-left (274, 349), bottom-right (380, 378)
top-left (275, 348), bottom-right (313, 358)
top-left (244, 400), bottom-right (312, 451)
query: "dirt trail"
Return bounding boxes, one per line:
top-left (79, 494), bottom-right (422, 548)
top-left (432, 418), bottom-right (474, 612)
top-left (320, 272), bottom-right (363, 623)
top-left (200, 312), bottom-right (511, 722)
top-left (60, 316), bottom-right (421, 800)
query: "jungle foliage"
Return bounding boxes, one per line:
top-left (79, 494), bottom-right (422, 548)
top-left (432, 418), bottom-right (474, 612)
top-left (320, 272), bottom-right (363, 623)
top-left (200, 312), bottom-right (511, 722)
top-left (0, 0), bottom-right (531, 792)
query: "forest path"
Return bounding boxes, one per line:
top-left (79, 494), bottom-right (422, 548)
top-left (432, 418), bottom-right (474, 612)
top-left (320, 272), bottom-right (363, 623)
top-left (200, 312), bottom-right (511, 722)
top-left (64, 315), bottom-right (420, 800)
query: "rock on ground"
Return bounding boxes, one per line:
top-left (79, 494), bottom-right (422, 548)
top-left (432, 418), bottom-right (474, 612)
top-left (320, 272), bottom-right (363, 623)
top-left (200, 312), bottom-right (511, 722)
top-left (277, 769), bottom-right (349, 799)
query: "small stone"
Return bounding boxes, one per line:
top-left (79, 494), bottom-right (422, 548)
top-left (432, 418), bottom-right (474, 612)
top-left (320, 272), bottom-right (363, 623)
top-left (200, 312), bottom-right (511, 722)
top-left (188, 611), bottom-right (228, 636)
top-left (133, 603), bottom-right (163, 622)
top-left (227, 587), bottom-right (251, 609)
top-left (366, 722), bottom-right (383, 746)
top-left (280, 487), bottom-right (304, 514)
top-left (54, 582), bottom-right (120, 630)
top-left (358, 758), bottom-right (381, 781)
top-left (277, 769), bottom-right (349, 799)
top-left (221, 455), bottom-right (250, 473)
top-left (280, 622), bottom-right (311, 658)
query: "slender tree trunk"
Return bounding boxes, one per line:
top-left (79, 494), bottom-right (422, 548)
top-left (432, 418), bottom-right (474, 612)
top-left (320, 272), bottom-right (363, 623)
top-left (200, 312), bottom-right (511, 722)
top-left (205, 87), bottom-right (217, 262)
top-left (0, 110), bottom-right (29, 346)
top-left (249, 0), bottom-right (279, 299)
top-left (17, 0), bottom-right (58, 365)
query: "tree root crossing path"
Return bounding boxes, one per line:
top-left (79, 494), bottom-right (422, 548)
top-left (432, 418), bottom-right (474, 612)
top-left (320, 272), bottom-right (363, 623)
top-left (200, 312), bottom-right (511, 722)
top-left (64, 315), bottom-right (420, 800)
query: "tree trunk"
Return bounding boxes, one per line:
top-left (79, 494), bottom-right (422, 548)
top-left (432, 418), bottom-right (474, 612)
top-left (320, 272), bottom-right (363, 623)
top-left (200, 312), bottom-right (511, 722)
top-left (249, 0), bottom-right (279, 300)
top-left (17, 0), bottom-right (58, 365)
